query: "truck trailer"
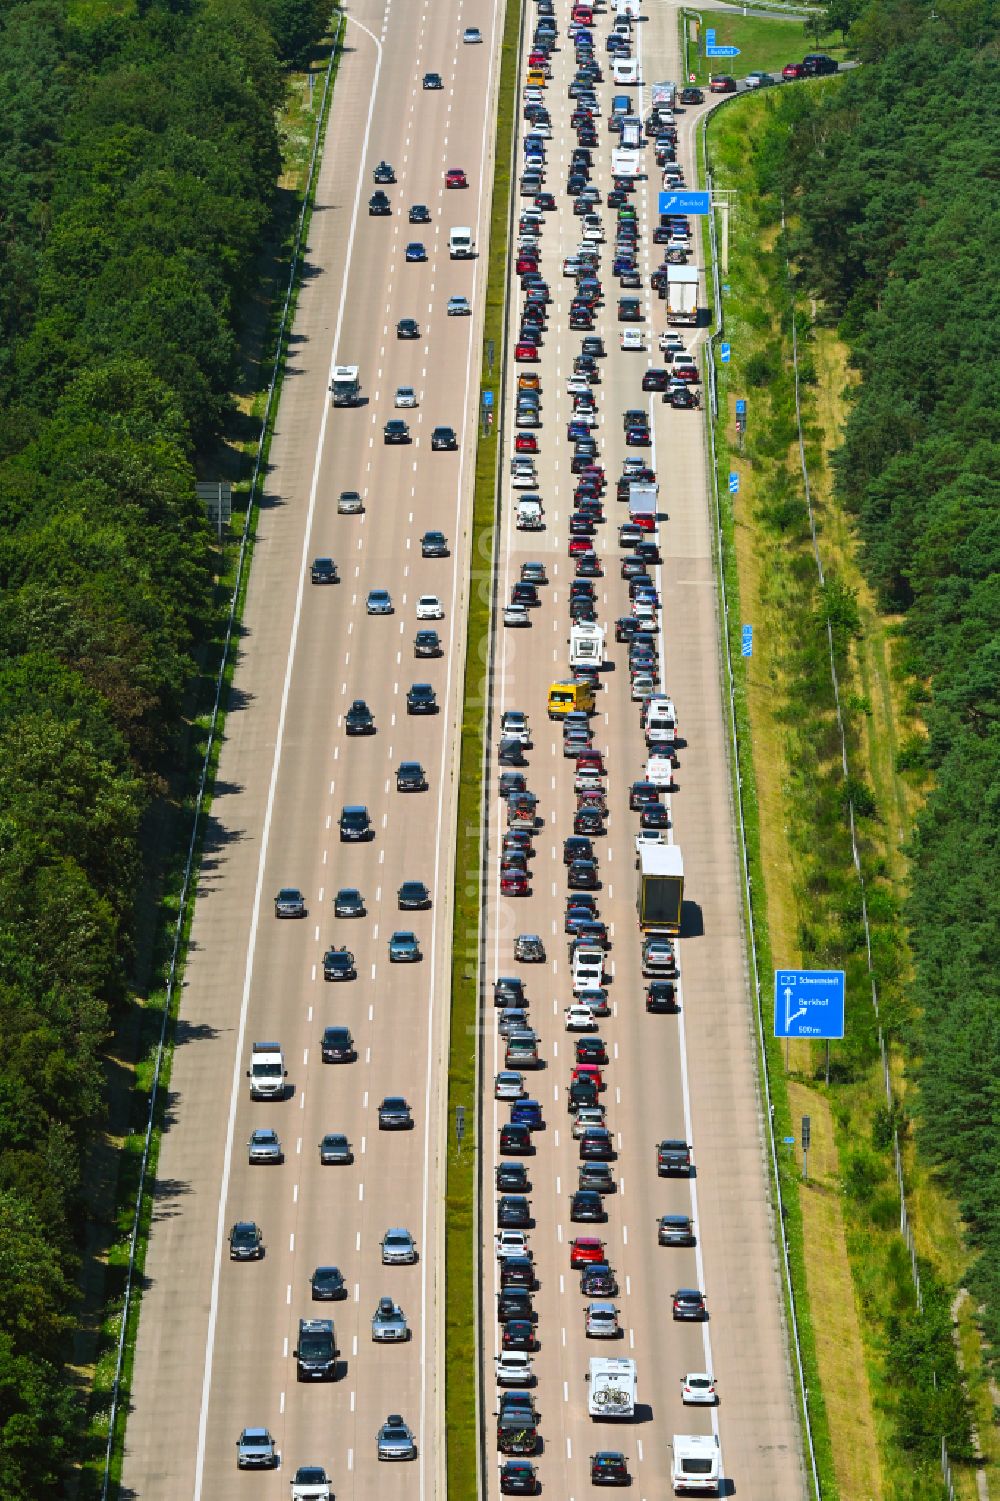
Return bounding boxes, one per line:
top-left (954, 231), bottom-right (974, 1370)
top-left (671, 1433), bottom-right (720, 1493)
top-left (665, 265), bottom-right (700, 326)
top-left (637, 844), bottom-right (684, 933)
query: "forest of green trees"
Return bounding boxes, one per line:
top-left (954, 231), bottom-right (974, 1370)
top-left (0, 0), bottom-right (327, 1490)
top-left (754, 0), bottom-right (1000, 1371)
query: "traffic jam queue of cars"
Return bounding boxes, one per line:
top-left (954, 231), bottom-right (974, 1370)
top-left (493, 0), bottom-right (721, 1497)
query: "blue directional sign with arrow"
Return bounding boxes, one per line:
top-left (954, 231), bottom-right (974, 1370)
top-left (774, 969), bottom-right (845, 1039)
top-left (707, 44), bottom-right (741, 56)
top-left (658, 190), bottom-right (711, 216)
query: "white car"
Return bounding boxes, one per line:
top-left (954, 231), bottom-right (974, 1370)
top-left (500, 710), bottom-right (531, 744)
top-left (496, 1350), bottom-right (534, 1387)
top-left (416, 595), bottom-right (444, 619)
top-left (532, 120), bottom-right (551, 137)
top-left (633, 599), bottom-right (657, 626)
top-left (504, 604), bottom-right (531, 628)
top-left (565, 1003), bottom-right (598, 1032)
top-left (567, 376), bottom-right (592, 396)
top-left (572, 1104), bottom-right (606, 1139)
top-left (631, 673), bottom-right (655, 700)
top-left (660, 332), bottom-right (686, 355)
top-left (447, 296), bottom-right (471, 316)
top-left (495, 1070), bottom-right (526, 1099)
top-left (394, 386), bottom-right (417, 407)
top-left (681, 1372), bottom-right (718, 1405)
top-left (511, 467), bottom-right (537, 489)
top-left (573, 404), bottom-right (598, 428)
top-left (463, 25), bottom-right (482, 42)
top-left (495, 1230), bottom-right (531, 1260)
top-left (585, 1301), bottom-right (620, 1338)
top-left (290, 1466), bottom-right (332, 1500)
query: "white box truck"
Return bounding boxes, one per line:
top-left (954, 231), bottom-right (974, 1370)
top-left (516, 497), bottom-right (544, 530)
top-left (587, 1357), bottom-right (636, 1419)
top-left (671, 1433), bottom-right (720, 1493)
top-left (620, 116), bottom-right (643, 150)
top-left (570, 621), bottom-right (605, 669)
top-left (611, 148), bottom-right (640, 179)
top-left (246, 1041), bottom-right (287, 1101)
top-left (666, 265), bottom-right (700, 325)
top-left (651, 80), bottom-right (676, 110)
top-left (612, 57), bottom-right (639, 84)
top-left (449, 225), bottom-right (474, 258)
top-left (628, 480), bottom-right (657, 523)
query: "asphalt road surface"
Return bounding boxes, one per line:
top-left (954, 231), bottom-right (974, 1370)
top-left (122, 0), bottom-right (502, 1494)
top-left (480, 2), bottom-right (806, 1499)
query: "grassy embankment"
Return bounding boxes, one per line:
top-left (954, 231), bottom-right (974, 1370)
top-left (444, 0), bottom-right (521, 1494)
top-left (704, 82), bottom-right (991, 1501)
top-left (78, 26), bottom-right (345, 1496)
top-left (680, 9), bottom-right (850, 87)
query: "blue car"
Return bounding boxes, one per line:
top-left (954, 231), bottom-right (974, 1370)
top-left (405, 241), bottom-right (427, 262)
top-left (510, 1098), bottom-right (543, 1131)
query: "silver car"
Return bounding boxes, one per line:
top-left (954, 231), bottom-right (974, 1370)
top-left (377, 1414), bottom-right (417, 1461)
top-left (495, 1070), bottom-right (526, 1100)
top-left (504, 604), bottom-right (531, 628)
top-left (371, 1296), bottom-right (410, 1342)
top-left (585, 1300), bottom-right (620, 1338)
top-left (248, 1128), bottom-right (283, 1164)
top-left (381, 1228), bottom-right (417, 1265)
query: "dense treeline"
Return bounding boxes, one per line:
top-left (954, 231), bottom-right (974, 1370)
top-left (754, 2), bottom-right (1000, 1370)
top-left (0, 0), bottom-right (329, 1490)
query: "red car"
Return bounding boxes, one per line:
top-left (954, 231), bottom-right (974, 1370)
top-left (782, 61), bottom-right (805, 79)
top-left (569, 1236), bottom-right (606, 1268)
top-left (501, 871), bottom-right (529, 896)
top-left (568, 537), bottom-right (592, 557)
top-left (445, 167), bottom-right (468, 188)
top-left (516, 256), bottom-right (537, 275)
top-left (632, 513), bottom-right (656, 533)
top-left (572, 1063), bottom-right (604, 1091)
top-left (515, 433), bottom-right (538, 453)
top-left (515, 343), bottom-right (539, 362)
top-left (576, 750), bottom-right (605, 775)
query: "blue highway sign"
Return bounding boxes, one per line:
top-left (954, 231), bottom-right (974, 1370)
top-left (483, 390), bottom-right (494, 408)
top-left (741, 625), bottom-right (752, 657)
top-left (707, 44), bottom-right (741, 57)
top-left (728, 472), bottom-right (739, 495)
top-left (720, 342), bottom-right (731, 364)
top-left (658, 190), bottom-right (711, 216)
top-left (774, 969), bottom-right (845, 1039)
top-left (705, 27), bottom-right (715, 45)
top-left (735, 398), bottom-right (747, 416)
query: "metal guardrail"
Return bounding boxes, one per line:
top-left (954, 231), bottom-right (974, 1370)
top-left (698, 99), bottom-right (821, 1501)
top-left (98, 19), bottom-right (344, 1497)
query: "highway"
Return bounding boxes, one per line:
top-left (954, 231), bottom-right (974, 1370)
top-left (121, 0), bottom-right (501, 1494)
top-left (480, 1), bottom-right (806, 1498)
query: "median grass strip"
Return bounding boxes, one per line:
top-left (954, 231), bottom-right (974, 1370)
top-left (445, 1), bottom-right (521, 1492)
top-left (78, 26), bottom-right (344, 1496)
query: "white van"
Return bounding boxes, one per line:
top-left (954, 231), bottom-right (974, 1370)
top-left (645, 696), bottom-right (677, 746)
top-left (448, 226), bottom-right (474, 258)
top-left (572, 947), bottom-right (606, 994)
top-left (516, 498), bottom-right (544, 530)
top-left (612, 57), bottom-right (640, 84)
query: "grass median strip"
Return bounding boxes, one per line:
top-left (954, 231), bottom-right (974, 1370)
top-left (445, 0), bottom-right (521, 1492)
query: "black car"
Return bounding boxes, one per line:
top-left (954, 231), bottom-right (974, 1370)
top-left (500, 1254), bottom-right (535, 1290)
top-left (398, 879), bottom-right (432, 910)
top-left (334, 887), bottom-right (366, 918)
top-left (498, 771), bottom-right (527, 799)
top-left (580, 1127), bottom-right (614, 1160)
top-left (567, 1077), bottom-right (599, 1113)
top-left (680, 86), bottom-right (704, 104)
top-left (431, 426), bottom-right (458, 451)
top-left (229, 1221), bottom-right (264, 1260)
top-left (407, 682), bottom-right (438, 714)
top-left (311, 1265), bottom-right (348, 1300)
top-left (414, 629), bottom-right (442, 657)
top-left (323, 946), bottom-right (356, 982)
top-left (500, 1458), bottom-right (539, 1495)
top-left (499, 739), bottom-right (527, 767)
top-left (591, 1452), bottom-right (630, 1486)
top-left (498, 1195), bottom-right (532, 1228)
top-left (563, 834), bottom-right (594, 866)
top-left (646, 979), bottom-right (677, 1013)
top-left (579, 1161), bottom-right (615, 1193)
top-left (580, 1261), bottom-right (618, 1296)
top-left (310, 556), bottom-right (339, 584)
top-left (672, 1287), bottom-right (707, 1320)
top-left (345, 699), bottom-right (375, 735)
top-left (667, 385), bottom-right (700, 409)
top-left (397, 761), bottom-right (428, 792)
top-left (409, 203), bottom-right (431, 223)
top-left (496, 1160), bottom-right (530, 1192)
top-left (321, 1025), bottom-right (356, 1063)
top-left (568, 859), bottom-right (599, 890)
top-left (340, 804), bottom-right (372, 841)
top-left (497, 1290), bottom-right (536, 1328)
top-left (657, 1139), bottom-right (692, 1175)
top-left (570, 1189), bottom-right (606, 1222)
top-left (373, 160), bottom-right (395, 183)
top-left (369, 190), bottom-right (391, 215)
top-left (421, 530), bottom-right (449, 557)
top-left (397, 317), bottom-right (420, 339)
top-left (802, 52), bottom-right (838, 74)
top-left (499, 1123), bottom-right (533, 1155)
top-left (384, 419), bottom-right (410, 444)
top-left (629, 780), bottom-right (660, 811)
top-left (576, 1035), bottom-right (608, 1064)
top-left (501, 1317), bottom-right (537, 1351)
